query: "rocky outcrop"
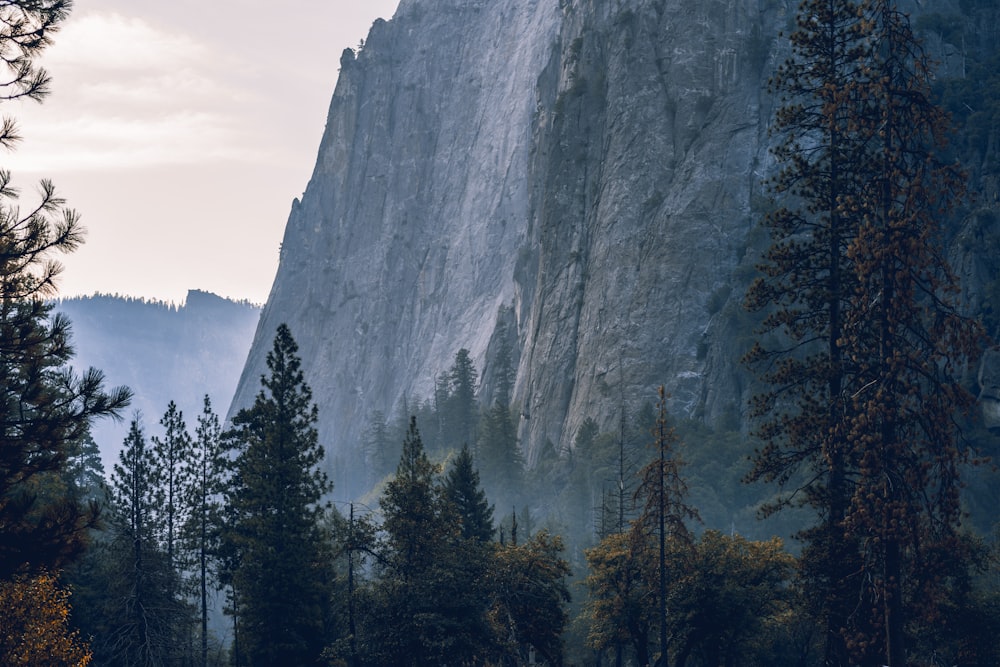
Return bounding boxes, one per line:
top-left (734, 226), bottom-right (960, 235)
top-left (231, 0), bottom-right (1000, 494)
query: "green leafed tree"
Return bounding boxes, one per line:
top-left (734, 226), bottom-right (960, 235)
top-left (223, 324), bottom-right (333, 666)
top-left (488, 529), bottom-right (572, 666)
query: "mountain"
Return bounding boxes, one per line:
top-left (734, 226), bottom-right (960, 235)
top-left (57, 291), bottom-right (261, 468)
top-left (231, 0), bottom-right (1000, 498)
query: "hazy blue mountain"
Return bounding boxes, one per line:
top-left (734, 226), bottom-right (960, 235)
top-left (56, 290), bottom-right (261, 468)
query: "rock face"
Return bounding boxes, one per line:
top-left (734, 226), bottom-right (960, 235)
top-left (231, 0), bottom-right (999, 493)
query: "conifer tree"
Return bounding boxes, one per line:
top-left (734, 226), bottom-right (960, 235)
top-left (0, 0), bottom-right (131, 579)
top-left (361, 408), bottom-right (394, 482)
top-left (448, 348), bottom-right (479, 447)
top-left (366, 417), bottom-right (492, 666)
top-left (632, 387), bottom-right (698, 667)
top-left (223, 324), bottom-right (333, 666)
top-left (478, 400), bottom-right (523, 504)
top-left (746, 1), bottom-right (984, 664)
top-left (840, 4), bottom-right (983, 663)
top-left (108, 418), bottom-right (183, 666)
top-left (150, 401), bottom-right (193, 602)
top-left (743, 2), bottom-right (874, 658)
top-left (183, 395), bottom-right (226, 667)
top-left (443, 443), bottom-right (495, 542)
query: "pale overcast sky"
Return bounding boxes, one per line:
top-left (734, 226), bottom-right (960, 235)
top-left (7, 0), bottom-right (400, 304)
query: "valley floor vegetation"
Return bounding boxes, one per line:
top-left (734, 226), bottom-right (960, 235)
top-left (3, 0), bottom-right (1000, 666)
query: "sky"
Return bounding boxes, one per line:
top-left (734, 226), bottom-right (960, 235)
top-left (7, 0), bottom-right (400, 305)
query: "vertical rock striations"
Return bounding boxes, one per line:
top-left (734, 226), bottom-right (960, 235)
top-left (231, 0), bottom-right (999, 490)
top-left (232, 0), bottom-right (564, 486)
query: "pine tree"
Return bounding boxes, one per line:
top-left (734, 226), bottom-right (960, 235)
top-left (448, 348), bottom-right (479, 447)
top-left (632, 387), bottom-right (698, 667)
top-left (478, 400), bottom-right (523, 505)
top-left (443, 443), bottom-right (495, 542)
top-left (182, 395), bottom-right (227, 667)
top-left (223, 324), bottom-right (333, 666)
top-left (0, 0), bottom-right (131, 579)
top-left (361, 409), bottom-right (395, 483)
top-left (150, 402), bottom-right (193, 604)
top-left (840, 4), bottom-right (983, 663)
top-left (746, 2), bottom-right (984, 664)
top-left (365, 417), bottom-right (492, 666)
top-left (493, 327), bottom-right (515, 408)
top-left (108, 418), bottom-right (183, 666)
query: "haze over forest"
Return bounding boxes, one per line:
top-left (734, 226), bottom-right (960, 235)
top-left (3, 1), bottom-right (1000, 666)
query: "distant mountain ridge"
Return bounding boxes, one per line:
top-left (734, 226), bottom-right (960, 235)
top-left (56, 290), bottom-right (261, 468)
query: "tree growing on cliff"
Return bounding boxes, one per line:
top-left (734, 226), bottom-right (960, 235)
top-left (223, 324), bottom-right (333, 666)
top-left (745, 1), bottom-right (984, 664)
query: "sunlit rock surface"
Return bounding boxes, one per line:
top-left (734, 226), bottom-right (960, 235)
top-left (231, 0), bottom-right (999, 495)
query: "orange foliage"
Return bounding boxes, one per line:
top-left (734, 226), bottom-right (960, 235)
top-left (0, 571), bottom-right (92, 666)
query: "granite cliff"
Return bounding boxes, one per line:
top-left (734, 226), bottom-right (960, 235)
top-left (231, 0), bottom-right (1000, 495)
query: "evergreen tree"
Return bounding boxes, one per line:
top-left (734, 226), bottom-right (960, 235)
top-left (108, 418), bottom-right (185, 666)
top-left (150, 401), bottom-right (193, 598)
top-left (182, 395), bottom-right (227, 667)
top-left (746, 2), bottom-right (984, 664)
top-left (361, 408), bottom-right (393, 482)
top-left (478, 400), bottom-right (523, 505)
top-left (632, 387), bottom-right (699, 667)
top-left (443, 443), bottom-right (495, 542)
top-left (493, 327), bottom-right (516, 408)
top-left (742, 3), bottom-right (877, 661)
top-left (62, 432), bottom-right (107, 506)
top-left (365, 417), bottom-right (492, 666)
top-left (0, 0), bottom-right (131, 579)
top-left (841, 4), bottom-right (983, 663)
top-left (223, 324), bottom-right (333, 666)
top-left (448, 348), bottom-right (479, 447)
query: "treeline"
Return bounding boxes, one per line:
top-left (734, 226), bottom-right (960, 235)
top-left (44, 326), bottom-right (572, 666)
top-left (34, 322), bottom-right (1000, 666)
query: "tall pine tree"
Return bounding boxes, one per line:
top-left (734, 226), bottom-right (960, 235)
top-left (182, 395), bottom-right (227, 667)
top-left (746, 1), bottom-right (984, 664)
top-left (223, 324), bottom-right (333, 666)
top-left (0, 0), bottom-right (130, 580)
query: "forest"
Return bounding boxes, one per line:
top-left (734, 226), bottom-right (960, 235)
top-left (3, 1), bottom-right (1000, 666)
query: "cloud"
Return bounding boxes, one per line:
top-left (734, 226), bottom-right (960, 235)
top-left (6, 112), bottom-right (268, 171)
top-left (45, 12), bottom-right (211, 73)
top-left (5, 11), bottom-right (270, 172)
